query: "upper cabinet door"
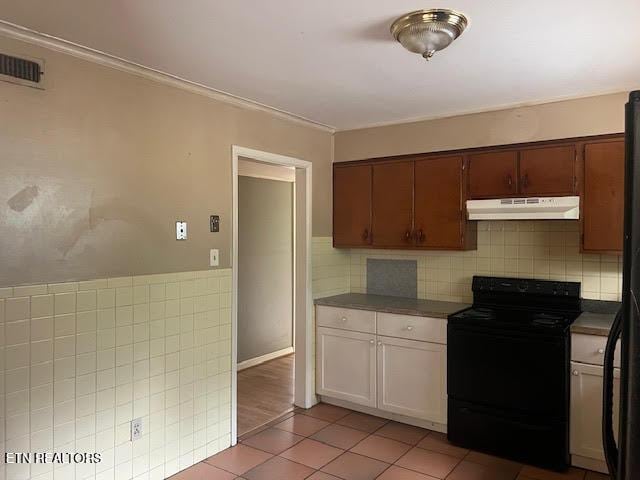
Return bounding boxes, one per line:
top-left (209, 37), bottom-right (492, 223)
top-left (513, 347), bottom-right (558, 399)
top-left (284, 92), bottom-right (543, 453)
top-left (583, 141), bottom-right (625, 253)
top-left (333, 164), bottom-right (372, 247)
top-left (519, 145), bottom-right (576, 196)
top-left (468, 151), bottom-right (518, 199)
top-left (372, 161), bottom-right (414, 247)
top-left (414, 156), bottom-right (464, 249)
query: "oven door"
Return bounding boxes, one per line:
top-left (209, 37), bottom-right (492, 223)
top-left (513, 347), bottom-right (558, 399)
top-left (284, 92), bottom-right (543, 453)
top-left (447, 321), bottom-right (569, 417)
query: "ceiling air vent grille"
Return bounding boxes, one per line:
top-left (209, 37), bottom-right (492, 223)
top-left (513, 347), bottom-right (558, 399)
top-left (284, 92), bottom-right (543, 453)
top-left (0, 52), bottom-right (45, 89)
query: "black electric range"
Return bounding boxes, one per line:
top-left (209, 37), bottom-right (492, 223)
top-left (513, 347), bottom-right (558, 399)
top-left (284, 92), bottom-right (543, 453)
top-left (447, 276), bottom-right (581, 471)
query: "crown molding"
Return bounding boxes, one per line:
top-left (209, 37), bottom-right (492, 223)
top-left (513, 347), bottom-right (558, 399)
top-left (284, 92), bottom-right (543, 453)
top-left (0, 20), bottom-right (336, 133)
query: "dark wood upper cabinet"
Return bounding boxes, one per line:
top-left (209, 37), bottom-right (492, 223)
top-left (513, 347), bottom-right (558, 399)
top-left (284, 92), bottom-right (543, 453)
top-left (332, 133), bottom-right (622, 252)
top-left (371, 161), bottom-right (414, 248)
top-left (582, 140), bottom-right (624, 253)
top-left (519, 145), bottom-right (576, 196)
top-left (468, 151), bottom-right (518, 199)
top-left (333, 164), bottom-right (372, 247)
top-left (415, 156), bottom-right (466, 249)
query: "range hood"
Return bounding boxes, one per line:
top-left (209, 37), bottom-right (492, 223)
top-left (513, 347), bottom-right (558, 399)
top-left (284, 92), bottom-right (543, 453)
top-left (466, 196), bottom-right (580, 220)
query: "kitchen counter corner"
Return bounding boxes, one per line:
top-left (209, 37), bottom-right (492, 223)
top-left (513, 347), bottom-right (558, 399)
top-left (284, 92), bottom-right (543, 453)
top-left (571, 300), bottom-right (621, 336)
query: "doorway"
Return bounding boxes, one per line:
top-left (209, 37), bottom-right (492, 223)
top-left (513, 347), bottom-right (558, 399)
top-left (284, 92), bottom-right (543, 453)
top-left (231, 146), bottom-right (314, 443)
top-left (236, 160), bottom-right (295, 435)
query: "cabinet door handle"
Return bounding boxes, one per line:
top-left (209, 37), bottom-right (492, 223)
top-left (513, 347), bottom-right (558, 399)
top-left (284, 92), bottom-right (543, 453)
top-left (521, 173), bottom-right (529, 189)
top-left (506, 174), bottom-right (513, 189)
top-left (362, 228), bottom-right (370, 241)
top-left (572, 370), bottom-right (579, 376)
top-left (597, 348), bottom-right (605, 354)
top-left (404, 230), bottom-right (412, 242)
top-left (369, 339), bottom-right (375, 344)
top-left (415, 229), bottom-right (425, 243)
top-left (377, 341), bottom-right (382, 346)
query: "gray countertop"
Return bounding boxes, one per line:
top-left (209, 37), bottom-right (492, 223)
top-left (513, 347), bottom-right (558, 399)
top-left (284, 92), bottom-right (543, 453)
top-left (314, 293), bottom-right (469, 319)
top-left (315, 294), bottom-right (620, 336)
top-left (571, 300), bottom-right (621, 337)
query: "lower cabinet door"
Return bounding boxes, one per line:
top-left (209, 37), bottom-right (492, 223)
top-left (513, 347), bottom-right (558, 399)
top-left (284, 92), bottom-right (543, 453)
top-left (377, 336), bottom-right (447, 423)
top-left (570, 361), bottom-right (620, 461)
top-left (316, 327), bottom-right (376, 407)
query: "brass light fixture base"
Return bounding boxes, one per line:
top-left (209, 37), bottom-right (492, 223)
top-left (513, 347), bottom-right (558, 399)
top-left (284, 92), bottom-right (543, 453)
top-left (390, 9), bottom-right (468, 61)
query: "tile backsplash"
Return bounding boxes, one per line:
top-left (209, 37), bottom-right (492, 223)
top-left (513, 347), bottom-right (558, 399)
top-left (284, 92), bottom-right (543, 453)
top-left (349, 221), bottom-right (622, 304)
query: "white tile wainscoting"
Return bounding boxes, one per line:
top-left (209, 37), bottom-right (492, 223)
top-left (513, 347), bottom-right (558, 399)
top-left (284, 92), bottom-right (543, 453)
top-left (312, 237), bottom-right (351, 300)
top-left (349, 220), bottom-right (622, 304)
top-left (0, 238), bottom-right (351, 480)
top-left (0, 269), bottom-right (233, 480)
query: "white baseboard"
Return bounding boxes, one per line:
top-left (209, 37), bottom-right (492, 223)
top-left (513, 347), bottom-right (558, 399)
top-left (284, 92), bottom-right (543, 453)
top-left (237, 347), bottom-right (294, 371)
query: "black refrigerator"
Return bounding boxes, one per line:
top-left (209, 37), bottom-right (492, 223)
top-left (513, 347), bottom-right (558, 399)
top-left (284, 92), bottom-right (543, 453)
top-left (602, 90), bottom-right (640, 479)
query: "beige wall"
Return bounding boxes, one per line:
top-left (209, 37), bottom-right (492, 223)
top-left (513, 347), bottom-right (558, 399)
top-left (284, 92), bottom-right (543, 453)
top-left (0, 36), bottom-right (333, 287)
top-left (334, 93), bottom-right (627, 161)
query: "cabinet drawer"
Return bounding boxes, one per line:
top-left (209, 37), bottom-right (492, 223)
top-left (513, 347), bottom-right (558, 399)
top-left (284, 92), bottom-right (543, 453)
top-left (377, 312), bottom-right (446, 344)
top-left (316, 306), bottom-right (376, 333)
top-left (572, 333), bottom-right (620, 368)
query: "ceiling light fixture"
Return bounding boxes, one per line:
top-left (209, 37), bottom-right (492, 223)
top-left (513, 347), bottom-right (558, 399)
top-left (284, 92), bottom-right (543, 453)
top-left (390, 9), bottom-right (468, 61)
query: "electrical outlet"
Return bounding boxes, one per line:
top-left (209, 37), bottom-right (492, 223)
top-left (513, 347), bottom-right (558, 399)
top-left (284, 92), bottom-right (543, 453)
top-left (131, 418), bottom-right (142, 441)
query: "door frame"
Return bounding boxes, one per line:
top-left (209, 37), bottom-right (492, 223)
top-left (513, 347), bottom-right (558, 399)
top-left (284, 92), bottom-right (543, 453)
top-left (231, 146), bottom-right (315, 445)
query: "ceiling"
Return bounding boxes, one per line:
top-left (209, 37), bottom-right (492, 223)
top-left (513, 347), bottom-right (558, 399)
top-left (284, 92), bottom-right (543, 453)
top-left (1, 1), bottom-right (639, 130)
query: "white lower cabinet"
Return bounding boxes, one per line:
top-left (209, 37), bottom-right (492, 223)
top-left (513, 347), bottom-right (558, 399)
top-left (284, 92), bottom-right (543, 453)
top-left (377, 335), bottom-right (447, 423)
top-left (570, 361), bottom-right (620, 462)
top-left (316, 326), bottom-right (377, 407)
top-left (316, 307), bottom-right (447, 425)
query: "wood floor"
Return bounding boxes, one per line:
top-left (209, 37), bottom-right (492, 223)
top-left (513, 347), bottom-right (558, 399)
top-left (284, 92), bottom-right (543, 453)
top-left (237, 353), bottom-right (294, 436)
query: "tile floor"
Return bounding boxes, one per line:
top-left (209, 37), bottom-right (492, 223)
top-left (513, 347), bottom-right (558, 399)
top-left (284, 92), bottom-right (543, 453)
top-left (170, 403), bottom-right (608, 480)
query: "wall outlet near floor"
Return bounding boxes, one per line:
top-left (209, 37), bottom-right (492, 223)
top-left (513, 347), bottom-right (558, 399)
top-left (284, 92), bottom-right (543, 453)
top-left (210, 248), bottom-right (219, 267)
top-left (131, 418), bottom-right (143, 441)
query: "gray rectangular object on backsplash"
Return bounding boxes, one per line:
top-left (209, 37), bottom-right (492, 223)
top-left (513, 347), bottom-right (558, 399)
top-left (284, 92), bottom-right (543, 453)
top-left (367, 258), bottom-right (417, 298)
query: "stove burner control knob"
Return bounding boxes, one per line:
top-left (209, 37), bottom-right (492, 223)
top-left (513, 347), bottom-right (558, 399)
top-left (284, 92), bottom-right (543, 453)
top-left (517, 283), bottom-right (528, 292)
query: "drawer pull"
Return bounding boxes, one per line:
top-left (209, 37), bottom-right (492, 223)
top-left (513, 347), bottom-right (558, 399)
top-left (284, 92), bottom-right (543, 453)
top-left (377, 341), bottom-right (382, 346)
top-left (369, 339), bottom-right (375, 344)
top-left (341, 317), bottom-right (347, 323)
top-left (406, 326), bottom-right (414, 331)
top-left (597, 348), bottom-right (605, 354)
top-left (572, 370), bottom-right (579, 376)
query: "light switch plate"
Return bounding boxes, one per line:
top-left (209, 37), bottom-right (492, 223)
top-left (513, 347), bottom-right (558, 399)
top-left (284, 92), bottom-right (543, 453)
top-left (210, 249), bottom-right (219, 267)
top-left (176, 221), bottom-right (187, 240)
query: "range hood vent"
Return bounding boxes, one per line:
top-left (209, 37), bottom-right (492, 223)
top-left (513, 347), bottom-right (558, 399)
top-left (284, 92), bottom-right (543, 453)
top-left (467, 196), bottom-right (580, 220)
top-left (0, 52), bottom-right (44, 89)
